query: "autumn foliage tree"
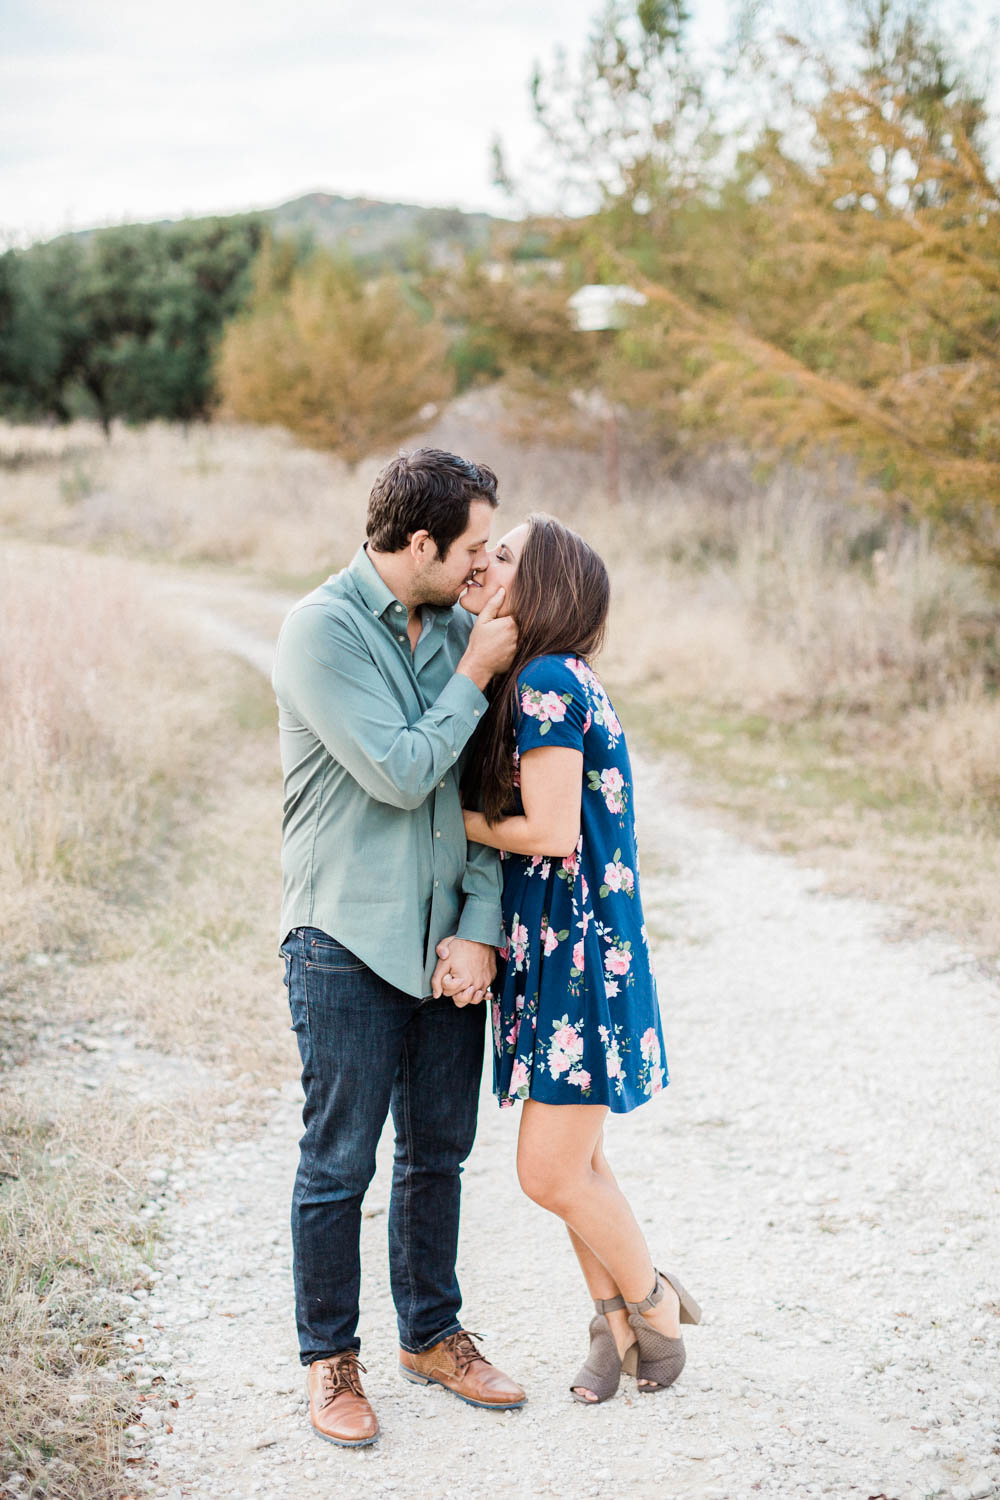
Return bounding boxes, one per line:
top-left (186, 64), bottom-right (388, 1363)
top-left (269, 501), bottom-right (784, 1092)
top-left (491, 0), bottom-right (1000, 560)
top-left (216, 242), bottom-right (452, 464)
top-left (629, 10), bottom-right (1000, 559)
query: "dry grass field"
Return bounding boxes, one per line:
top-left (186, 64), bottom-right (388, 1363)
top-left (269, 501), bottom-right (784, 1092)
top-left (1, 396), bottom-right (998, 1492)
top-left (2, 392), bottom-right (997, 943)
top-left (0, 543), bottom-right (290, 1496)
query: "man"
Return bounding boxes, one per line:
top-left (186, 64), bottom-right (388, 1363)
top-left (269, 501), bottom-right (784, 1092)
top-left (273, 448), bottom-right (525, 1448)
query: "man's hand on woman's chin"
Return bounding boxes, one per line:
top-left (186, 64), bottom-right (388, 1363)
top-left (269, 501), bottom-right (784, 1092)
top-left (431, 936), bottom-right (496, 1007)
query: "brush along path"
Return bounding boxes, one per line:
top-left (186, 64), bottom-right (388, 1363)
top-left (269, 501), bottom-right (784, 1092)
top-left (132, 580), bottom-right (1000, 1500)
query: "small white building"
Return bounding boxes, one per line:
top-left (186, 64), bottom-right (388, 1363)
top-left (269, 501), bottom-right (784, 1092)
top-left (567, 283), bottom-right (647, 332)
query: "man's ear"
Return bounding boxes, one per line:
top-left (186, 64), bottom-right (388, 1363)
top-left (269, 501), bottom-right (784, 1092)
top-left (408, 529), bottom-right (436, 563)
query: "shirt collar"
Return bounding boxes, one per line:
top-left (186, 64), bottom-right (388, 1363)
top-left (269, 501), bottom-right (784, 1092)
top-left (347, 543), bottom-right (454, 632)
top-left (348, 544), bottom-right (404, 622)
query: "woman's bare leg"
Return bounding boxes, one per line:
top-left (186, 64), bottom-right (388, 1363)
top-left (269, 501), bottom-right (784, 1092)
top-left (565, 1138), bottom-right (636, 1364)
top-left (517, 1100), bottom-right (681, 1395)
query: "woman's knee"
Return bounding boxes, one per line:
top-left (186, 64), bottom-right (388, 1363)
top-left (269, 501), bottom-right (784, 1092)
top-left (516, 1156), bottom-right (578, 1215)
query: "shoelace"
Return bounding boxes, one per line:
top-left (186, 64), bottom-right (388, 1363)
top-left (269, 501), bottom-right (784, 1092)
top-left (319, 1352), bottom-right (367, 1405)
top-left (441, 1330), bottom-right (491, 1376)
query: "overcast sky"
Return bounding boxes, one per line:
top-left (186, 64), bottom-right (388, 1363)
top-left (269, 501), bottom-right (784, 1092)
top-left (2, 0), bottom-right (997, 246)
top-left (0, 0), bottom-right (739, 242)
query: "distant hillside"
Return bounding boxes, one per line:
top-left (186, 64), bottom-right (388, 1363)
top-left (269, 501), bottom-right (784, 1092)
top-left (59, 191), bottom-right (509, 270)
top-left (269, 191), bottom-right (503, 262)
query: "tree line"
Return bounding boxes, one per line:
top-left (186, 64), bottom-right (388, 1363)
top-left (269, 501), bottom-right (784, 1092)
top-left (0, 217), bottom-right (265, 433)
top-left (1, 0), bottom-right (997, 558)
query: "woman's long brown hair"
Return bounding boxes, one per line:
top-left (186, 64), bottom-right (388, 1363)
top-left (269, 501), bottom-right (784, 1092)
top-left (465, 513), bottom-right (611, 825)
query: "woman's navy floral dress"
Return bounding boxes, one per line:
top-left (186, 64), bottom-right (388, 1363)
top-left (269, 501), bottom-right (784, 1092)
top-left (492, 653), bottom-right (667, 1113)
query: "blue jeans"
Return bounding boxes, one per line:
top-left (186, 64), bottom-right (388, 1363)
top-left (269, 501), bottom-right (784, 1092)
top-left (281, 927), bottom-right (485, 1364)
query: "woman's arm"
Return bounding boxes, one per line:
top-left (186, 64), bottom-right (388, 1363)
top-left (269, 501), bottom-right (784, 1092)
top-left (463, 745), bottom-right (583, 858)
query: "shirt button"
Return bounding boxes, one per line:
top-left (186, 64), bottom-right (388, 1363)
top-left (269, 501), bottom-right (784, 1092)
top-left (434, 880), bottom-right (439, 888)
top-left (439, 780), bottom-right (445, 788)
top-left (435, 830), bottom-right (441, 838)
top-left (473, 709), bottom-right (480, 717)
top-left (395, 603), bottom-right (404, 612)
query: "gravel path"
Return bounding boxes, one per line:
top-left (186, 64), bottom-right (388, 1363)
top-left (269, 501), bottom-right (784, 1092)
top-left (126, 593), bottom-right (1000, 1500)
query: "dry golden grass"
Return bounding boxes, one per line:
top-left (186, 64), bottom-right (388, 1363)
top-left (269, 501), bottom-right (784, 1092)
top-left (3, 399), bottom-right (998, 833)
top-left (0, 547), bottom-right (292, 1496)
top-left (0, 420), bottom-right (363, 576)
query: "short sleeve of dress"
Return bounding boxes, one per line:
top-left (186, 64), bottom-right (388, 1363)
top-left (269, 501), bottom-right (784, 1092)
top-left (515, 655), bottom-right (589, 756)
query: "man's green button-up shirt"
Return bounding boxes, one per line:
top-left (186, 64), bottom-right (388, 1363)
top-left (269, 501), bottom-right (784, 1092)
top-left (272, 544), bottom-right (503, 998)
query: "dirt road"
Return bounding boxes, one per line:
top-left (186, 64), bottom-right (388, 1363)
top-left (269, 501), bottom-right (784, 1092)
top-left (126, 581), bottom-right (1000, 1500)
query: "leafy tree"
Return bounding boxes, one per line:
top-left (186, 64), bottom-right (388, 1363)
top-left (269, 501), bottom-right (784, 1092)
top-left (216, 246), bottom-right (452, 464)
top-left (495, 0), bottom-right (1000, 559)
top-left (0, 216), bottom-right (264, 432)
top-left (0, 238), bottom-right (91, 422)
top-left (632, 7), bottom-right (1000, 557)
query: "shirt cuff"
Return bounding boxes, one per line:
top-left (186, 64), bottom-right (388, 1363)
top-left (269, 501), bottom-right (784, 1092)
top-left (455, 896), bottom-right (505, 948)
top-left (437, 670), bottom-right (488, 732)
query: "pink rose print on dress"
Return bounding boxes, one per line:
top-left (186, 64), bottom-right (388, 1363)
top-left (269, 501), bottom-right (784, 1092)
top-left (520, 686), bottom-right (573, 736)
top-left (564, 655), bottom-right (591, 683)
top-left (552, 1024), bottom-right (583, 1057)
top-left (588, 766), bottom-right (627, 816)
top-left (601, 767), bottom-right (625, 813)
top-left (639, 1027), bottom-right (666, 1096)
top-left (600, 853), bottom-right (635, 898)
top-left (509, 1058), bottom-right (530, 1098)
top-left (604, 943), bottom-right (633, 976)
top-left (572, 940), bottom-right (585, 972)
top-left (509, 919), bottom-right (529, 972)
top-left (546, 1015), bottom-right (590, 1093)
top-left (540, 916), bottom-right (569, 957)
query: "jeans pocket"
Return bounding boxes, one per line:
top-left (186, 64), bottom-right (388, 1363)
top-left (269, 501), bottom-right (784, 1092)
top-left (304, 931), bottom-right (367, 973)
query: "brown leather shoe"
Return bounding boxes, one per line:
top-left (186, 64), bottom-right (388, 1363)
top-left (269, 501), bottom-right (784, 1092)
top-left (306, 1351), bottom-right (379, 1447)
top-left (399, 1330), bottom-right (526, 1409)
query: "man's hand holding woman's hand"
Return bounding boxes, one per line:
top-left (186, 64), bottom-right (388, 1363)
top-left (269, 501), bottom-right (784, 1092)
top-left (430, 937), bottom-right (496, 1007)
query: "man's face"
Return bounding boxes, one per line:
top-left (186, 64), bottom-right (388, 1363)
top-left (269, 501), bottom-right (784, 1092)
top-left (412, 499), bottom-right (495, 607)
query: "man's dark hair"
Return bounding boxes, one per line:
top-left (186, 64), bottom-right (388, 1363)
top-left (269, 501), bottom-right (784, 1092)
top-left (366, 448), bottom-right (499, 558)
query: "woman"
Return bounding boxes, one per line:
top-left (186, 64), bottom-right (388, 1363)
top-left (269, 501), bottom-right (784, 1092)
top-left (458, 513), bottom-right (701, 1405)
